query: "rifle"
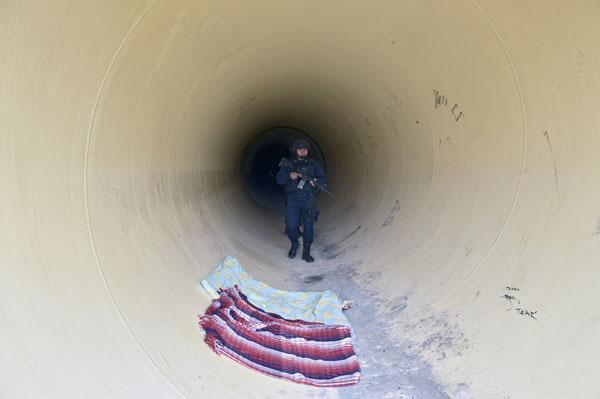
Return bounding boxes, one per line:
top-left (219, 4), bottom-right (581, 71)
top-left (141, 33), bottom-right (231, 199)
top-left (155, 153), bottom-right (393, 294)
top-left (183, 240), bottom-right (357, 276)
top-left (278, 158), bottom-right (334, 197)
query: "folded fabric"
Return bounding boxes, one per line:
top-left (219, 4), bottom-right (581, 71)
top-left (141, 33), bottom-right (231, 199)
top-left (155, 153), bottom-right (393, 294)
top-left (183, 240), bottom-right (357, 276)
top-left (199, 286), bottom-right (361, 387)
top-left (200, 256), bottom-right (349, 326)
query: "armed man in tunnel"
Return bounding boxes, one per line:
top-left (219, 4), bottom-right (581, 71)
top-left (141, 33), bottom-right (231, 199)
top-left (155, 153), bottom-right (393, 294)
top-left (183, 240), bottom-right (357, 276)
top-left (276, 139), bottom-right (326, 262)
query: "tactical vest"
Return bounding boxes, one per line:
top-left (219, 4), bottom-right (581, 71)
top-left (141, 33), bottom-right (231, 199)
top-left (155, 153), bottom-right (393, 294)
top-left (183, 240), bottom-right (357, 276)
top-left (284, 157), bottom-right (317, 195)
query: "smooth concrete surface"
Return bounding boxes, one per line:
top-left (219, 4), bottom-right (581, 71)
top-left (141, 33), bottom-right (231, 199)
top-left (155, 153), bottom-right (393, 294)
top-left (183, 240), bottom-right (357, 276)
top-left (1, 1), bottom-right (600, 398)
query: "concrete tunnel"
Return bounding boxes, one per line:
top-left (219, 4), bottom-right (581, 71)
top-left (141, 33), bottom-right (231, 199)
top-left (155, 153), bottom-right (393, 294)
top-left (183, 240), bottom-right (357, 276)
top-left (1, 1), bottom-right (599, 398)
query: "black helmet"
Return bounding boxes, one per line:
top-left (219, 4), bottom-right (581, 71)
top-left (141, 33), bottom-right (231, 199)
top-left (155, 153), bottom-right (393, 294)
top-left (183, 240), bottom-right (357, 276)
top-left (292, 139), bottom-right (310, 152)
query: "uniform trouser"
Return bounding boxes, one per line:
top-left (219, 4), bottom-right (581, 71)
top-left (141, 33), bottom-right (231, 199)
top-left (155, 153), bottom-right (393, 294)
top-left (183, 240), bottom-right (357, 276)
top-left (285, 192), bottom-right (315, 245)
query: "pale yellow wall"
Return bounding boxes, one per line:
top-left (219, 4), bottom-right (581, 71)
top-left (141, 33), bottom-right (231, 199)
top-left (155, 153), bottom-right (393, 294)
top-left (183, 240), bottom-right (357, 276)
top-left (1, 1), bottom-right (599, 398)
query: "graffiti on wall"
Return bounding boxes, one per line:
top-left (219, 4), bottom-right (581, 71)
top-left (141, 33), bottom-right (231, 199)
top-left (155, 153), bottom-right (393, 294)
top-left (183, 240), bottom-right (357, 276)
top-left (433, 89), bottom-right (465, 122)
top-left (502, 286), bottom-right (538, 321)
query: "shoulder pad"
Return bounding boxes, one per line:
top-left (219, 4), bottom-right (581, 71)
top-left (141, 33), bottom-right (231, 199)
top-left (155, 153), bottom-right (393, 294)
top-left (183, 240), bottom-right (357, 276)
top-left (278, 157), bottom-right (292, 168)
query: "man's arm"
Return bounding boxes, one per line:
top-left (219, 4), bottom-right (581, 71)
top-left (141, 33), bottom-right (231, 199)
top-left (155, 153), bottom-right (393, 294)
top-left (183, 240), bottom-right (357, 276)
top-left (277, 158), bottom-right (304, 185)
top-left (312, 161), bottom-right (326, 185)
top-left (276, 166), bottom-right (291, 186)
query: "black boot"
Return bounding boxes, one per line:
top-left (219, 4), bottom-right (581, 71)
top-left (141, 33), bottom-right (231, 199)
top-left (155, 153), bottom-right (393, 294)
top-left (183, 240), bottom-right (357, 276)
top-left (302, 244), bottom-right (315, 262)
top-left (288, 241), bottom-right (299, 258)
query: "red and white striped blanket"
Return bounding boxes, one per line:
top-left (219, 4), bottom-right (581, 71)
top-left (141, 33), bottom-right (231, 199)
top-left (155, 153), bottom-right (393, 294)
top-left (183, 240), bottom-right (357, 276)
top-left (199, 286), bottom-right (360, 387)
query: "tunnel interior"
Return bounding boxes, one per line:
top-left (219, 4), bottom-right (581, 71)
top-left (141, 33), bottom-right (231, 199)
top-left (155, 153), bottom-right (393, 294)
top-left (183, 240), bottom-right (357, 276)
top-left (2, 1), bottom-right (600, 399)
top-left (241, 127), bottom-right (325, 211)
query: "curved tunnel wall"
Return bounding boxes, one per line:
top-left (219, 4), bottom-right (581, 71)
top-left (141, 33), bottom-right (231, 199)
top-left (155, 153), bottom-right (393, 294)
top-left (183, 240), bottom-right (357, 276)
top-left (1, 1), bottom-right (600, 398)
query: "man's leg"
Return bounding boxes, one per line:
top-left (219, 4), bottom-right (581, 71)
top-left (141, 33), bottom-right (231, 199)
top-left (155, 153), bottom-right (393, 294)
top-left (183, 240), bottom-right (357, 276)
top-left (302, 207), bottom-right (314, 244)
top-left (301, 199), bottom-right (315, 262)
top-left (285, 197), bottom-right (301, 258)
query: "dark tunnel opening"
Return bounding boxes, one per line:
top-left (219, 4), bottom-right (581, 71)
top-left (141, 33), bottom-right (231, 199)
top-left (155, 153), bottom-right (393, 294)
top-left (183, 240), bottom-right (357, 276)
top-left (241, 127), bottom-right (325, 211)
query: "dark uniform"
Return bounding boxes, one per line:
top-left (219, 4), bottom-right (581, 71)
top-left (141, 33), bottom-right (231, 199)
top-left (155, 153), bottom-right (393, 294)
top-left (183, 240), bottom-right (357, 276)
top-left (276, 140), bottom-right (326, 262)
